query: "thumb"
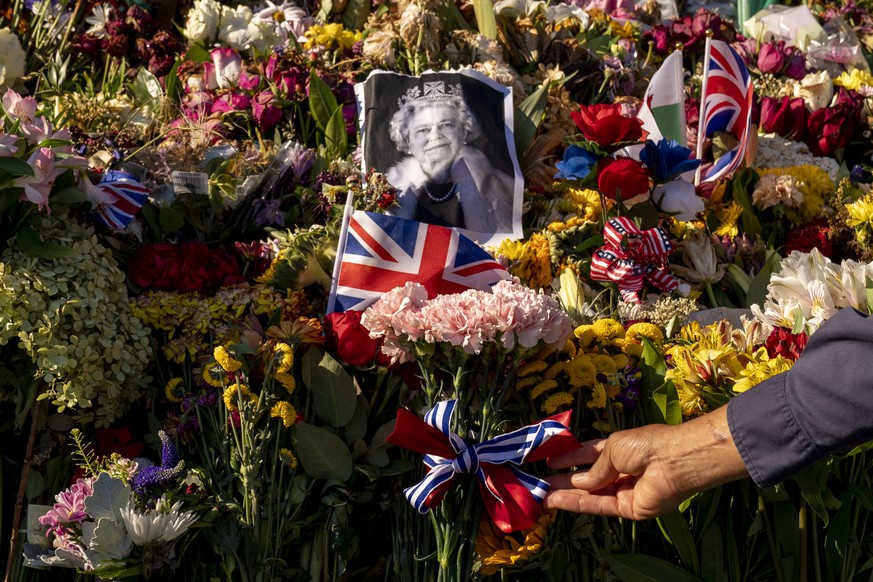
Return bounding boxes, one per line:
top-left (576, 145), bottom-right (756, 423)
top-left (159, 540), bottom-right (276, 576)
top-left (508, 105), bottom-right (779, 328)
top-left (570, 448), bottom-right (620, 491)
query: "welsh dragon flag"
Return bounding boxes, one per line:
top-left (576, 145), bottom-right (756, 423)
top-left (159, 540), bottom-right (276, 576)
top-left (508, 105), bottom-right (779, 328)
top-left (637, 51), bottom-right (686, 146)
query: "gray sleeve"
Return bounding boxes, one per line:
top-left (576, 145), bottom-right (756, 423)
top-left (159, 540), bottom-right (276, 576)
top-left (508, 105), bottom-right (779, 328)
top-left (727, 308), bottom-right (873, 489)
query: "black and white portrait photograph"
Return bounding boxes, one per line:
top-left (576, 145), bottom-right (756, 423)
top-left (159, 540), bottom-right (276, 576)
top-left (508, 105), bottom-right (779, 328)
top-left (355, 69), bottom-right (523, 246)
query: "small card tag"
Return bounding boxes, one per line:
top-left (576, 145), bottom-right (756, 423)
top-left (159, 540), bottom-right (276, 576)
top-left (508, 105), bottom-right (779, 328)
top-left (172, 171), bottom-right (209, 196)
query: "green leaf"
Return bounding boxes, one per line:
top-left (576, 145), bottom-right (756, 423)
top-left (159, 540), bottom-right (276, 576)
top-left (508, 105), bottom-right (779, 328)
top-left (605, 554), bottom-right (704, 582)
top-left (132, 68), bottom-right (164, 108)
top-left (15, 225), bottom-right (76, 259)
top-left (325, 105), bottom-right (349, 159)
top-left (657, 510), bottom-right (700, 575)
top-left (341, 0), bottom-right (370, 30)
top-left (573, 235), bottom-right (603, 254)
top-left (514, 80), bottom-right (549, 157)
top-left (824, 493), bottom-right (853, 581)
top-left (473, 0), bottom-right (497, 38)
top-left (366, 419), bottom-right (396, 468)
top-left (50, 187), bottom-right (89, 205)
top-left (36, 138), bottom-right (72, 149)
top-left (746, 252), bottom-right (780, 308)
top-left (793, 460), bottom-right (830, 525)
top-left (25, 469), bottom-right (45, 500)
top-left (726, 264), bottom-right (752, 295)
top-left (0, 156), bottom-right (34, 177)
top-left (639, 339), bottom-right (681, 425)
top-left (184, 44), bottom-right (211, 63)
top-left (345, 400), bottom-right (368, 444)
top-left (626, 200), bottom-right (661, 230)
top-left (312, 352), bottom-right (357, 427)
top-left (84, 473), bottom-right (131, 521)
top-left (296, 423), bottom-right (353, 480)
top-left (165, 58), bottom-right (183, 101)
top-left (699, 524), bottom-right (724, 582)
top-left (379, 459), bottom-right (416, 477)
top-left (158, 205), bottom-right (185, 232)
top-left (301, 346), bottom-right (322, 391)
top-left (309, 69), bottom-right (339, 133)
top-left (866, 275), bottom-right (873, 315)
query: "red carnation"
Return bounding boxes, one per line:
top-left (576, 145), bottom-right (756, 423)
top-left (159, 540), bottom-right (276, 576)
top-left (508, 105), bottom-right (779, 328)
top-left (783, 218), bottom-right (832, 257)
top-left (597, 156), bottom-right (651, 201)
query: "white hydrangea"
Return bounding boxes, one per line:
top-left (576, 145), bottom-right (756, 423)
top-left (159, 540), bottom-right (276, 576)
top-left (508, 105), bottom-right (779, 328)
top-left (0, 28), bottom-right (26, 88)
top-left (183, 0), bottom-right (222, 43)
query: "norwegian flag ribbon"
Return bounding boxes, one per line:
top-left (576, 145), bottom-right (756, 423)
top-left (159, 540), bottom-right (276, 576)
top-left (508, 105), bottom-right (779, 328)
top-left (92, 170), bottom-right (150, 230)
top-left (589, 217), bottom-right (677, 303)
top-left (386, 400), bottom-right (579, 533)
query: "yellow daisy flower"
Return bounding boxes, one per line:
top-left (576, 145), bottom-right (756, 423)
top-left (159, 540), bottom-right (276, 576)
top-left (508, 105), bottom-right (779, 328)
top-left (516, 376), bottom-right (539, 390)
top-left (223, 383), bottom-right (256, 412)
top-left (279, 448), bottom-right (299, 469)
top-left (543, 391), bottom-right (574, 414)
top-left (475, 512), bottom-right (553, 576)
top-left (202, 360), bottom-right (226, 387)
top-left (274, 371), bottom-right (297, 394)
top-left (164, 378), bottom-right (185, 403)
top-left (273, 342), bottom-right (294, 374)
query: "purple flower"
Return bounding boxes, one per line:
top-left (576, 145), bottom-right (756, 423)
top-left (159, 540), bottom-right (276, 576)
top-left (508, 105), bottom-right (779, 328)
top-left (131, 431), bottom-right (185, 495)
top-left (252, 198), bottom-right (285, 227)
top-left (783, 48), bottom-right (806, 79)
top-left (285, 141), bottom-right (316, 183)
top-left (238, 71), bottom-right (261, 91)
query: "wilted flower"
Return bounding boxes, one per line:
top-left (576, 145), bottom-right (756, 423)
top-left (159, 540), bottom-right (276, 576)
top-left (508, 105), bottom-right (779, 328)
top-left (793, 70), bottom-right (833, 112)
top-left (752, 173), bottom-right (804, 209)
top-left (361, 30), bottom-right (396, 67)
top-left (759, 96), bottom-right (807, 140)
top-left (672, 230), bottom-right (727, 284)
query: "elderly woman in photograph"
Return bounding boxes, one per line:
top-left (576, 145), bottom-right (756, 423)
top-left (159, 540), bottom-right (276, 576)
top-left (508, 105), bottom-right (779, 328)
top-left (386, 82), bottom-right (515, 235)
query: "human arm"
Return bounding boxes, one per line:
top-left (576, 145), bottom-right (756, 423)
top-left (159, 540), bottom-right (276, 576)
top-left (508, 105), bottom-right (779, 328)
top-left (542, 404), bottom-right (748, 520)
top-left (544, 307), bottom-right (873, 518)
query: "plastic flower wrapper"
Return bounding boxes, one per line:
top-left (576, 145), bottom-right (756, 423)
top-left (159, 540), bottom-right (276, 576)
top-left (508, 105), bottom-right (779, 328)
top-left (24, 430), bottom-right (198, 579)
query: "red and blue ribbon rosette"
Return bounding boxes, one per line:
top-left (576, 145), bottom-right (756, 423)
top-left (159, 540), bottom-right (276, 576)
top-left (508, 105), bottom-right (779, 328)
top-left (589, 216), bottom-right (678, 303)
top-left (387, 399), bottom-right (579, 533)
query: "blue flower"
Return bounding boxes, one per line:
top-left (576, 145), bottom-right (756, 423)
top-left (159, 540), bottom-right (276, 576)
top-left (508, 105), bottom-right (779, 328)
top-left (639, 139), bottom-right (701, 182)
top-left (555, 145), bottom-right (599, 180)
top-left (132, 431), bottom-right (185, 495)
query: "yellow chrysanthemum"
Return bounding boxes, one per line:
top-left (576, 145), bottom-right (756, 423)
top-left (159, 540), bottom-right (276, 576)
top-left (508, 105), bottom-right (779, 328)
top-left (846, 194), bottom-right (873, 243)
top-left (223, 383), bottom-right (256, 412)
top-left (270, 401), bottom-right (298, 428)
top-left (279, 448), bottom-right (299, 469)
top-left (565, 187), bottom-right (603, 222)
top-left (516, 376), bottom-right (539, 390)
top-left (592, 419), bottom-right (612, 433)
top-left (475, 512), bottom-right (553, 576)
top-left (274, 371), bottom-right (297, 394)
top-left (714, 201), bottom-right (743, 238)
top-left (164, 378), bottom-right (185, 403)
top-left (202, 360), bottom-right (226, 387)
top-left (518, 360), bottom-right (549, 378)
top-left (273, 342), bottom-right (294, 374)
top-left (590, 353), bottom-right (620, 374)
top-left (573, 325), bottom-right (596, 348)
top-left (626, 322), bottom-right (665, 344)
top-left (614, 337), bottom-right (643, 357)
top-left (591, 318), bottom-right (625, 342)
top-left (586, 383), bottom-right (607, 409)
top-left (543, 361), bottom-right (565, 380)
top-left (530, 379), bottom-right (559, 400)
top-left (565, 354), bottom-right (598, 388)
top-left (503, 232), bottom-right (554, 289)
top-left (543, 391), bottom-right (574, 414)
top-left (560, 338), bottom-right (577, 358)
top-left (214, 345), bottom-right (242, 373)
top-left (834, 68), bottom-right (873, 91)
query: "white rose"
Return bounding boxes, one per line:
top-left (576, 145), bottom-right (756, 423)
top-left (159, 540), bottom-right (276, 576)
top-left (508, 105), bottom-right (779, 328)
top-left (184, 0), bottom-right (222, 43)
top-left (218, 5), bottom-right (253, 51)
top-left (653, 179), bottom-right (705, 222)
top-left (793, 70), bottom-right (833, 112)
top-left (247, 19), bottom-right (282, 54)
top-left (0, 28), bottom-right (26, 88)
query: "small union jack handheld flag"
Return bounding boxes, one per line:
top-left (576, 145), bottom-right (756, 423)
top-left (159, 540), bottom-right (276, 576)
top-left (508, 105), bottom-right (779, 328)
top-left (327, 209), bottom-right (510, 313)
top-left (91, 170), bottom-right (150, 230)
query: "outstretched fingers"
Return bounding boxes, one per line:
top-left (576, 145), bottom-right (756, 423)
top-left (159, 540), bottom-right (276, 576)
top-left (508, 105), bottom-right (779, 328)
top-left (547, 439), bottom-right (606, 469)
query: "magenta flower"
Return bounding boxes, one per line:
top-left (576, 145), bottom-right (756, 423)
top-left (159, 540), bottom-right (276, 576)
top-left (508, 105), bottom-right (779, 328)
top-left (38, 477), bottom-right (95, 531)
top-left (757, 41), bottom-right (786, 74)
top-left (238, 71), bottom-right (261, 91)
top-left (252, 91), bottom-right (282, 131)
top-left (211, 91), bottom-right (252, 114)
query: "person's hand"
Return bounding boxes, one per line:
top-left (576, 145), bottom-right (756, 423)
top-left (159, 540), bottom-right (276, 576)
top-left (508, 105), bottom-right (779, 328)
top-left (543, 406), bottom-right (749, 520)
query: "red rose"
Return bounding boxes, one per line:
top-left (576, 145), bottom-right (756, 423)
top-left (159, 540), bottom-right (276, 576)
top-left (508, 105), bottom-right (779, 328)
top-left (128, 244), bottom-right (185, 290)
top-left (783, 218), bottom-right (831, 257)
top-left (765, 327), bottom-right (808, 361)
top-left (597, 156), bottom-right (651, 201)
top-left (805, 105), bottom-right (855, 156)
top-left (324, 310), bottom-right (386, 366)
top-left (571, 103), bottom-right (643, 146)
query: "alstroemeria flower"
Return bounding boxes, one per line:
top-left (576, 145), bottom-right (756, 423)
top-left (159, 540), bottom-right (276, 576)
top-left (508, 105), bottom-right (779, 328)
top-left (2, 88), bottom-right (37, 123)
top-left (0, 132), bottom-right (17, 156)
top-left (14, 147), bottom-right (59, 212)
top-left (571, 103), bottom-right (643, 146)
top-left (555, 144), bottom-right (599, 180)
top-left (639, 139), bottom-right (701, 181)
top-left (21, 116), bottom-right (72, 147)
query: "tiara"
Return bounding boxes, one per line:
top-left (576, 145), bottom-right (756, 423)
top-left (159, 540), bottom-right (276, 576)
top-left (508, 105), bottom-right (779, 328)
top-left (397, 81), bottom-right (464, 108)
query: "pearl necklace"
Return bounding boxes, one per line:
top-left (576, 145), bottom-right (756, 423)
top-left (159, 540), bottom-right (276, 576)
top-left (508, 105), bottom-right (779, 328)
top-left (423, 182), bottom-right (458, 203)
